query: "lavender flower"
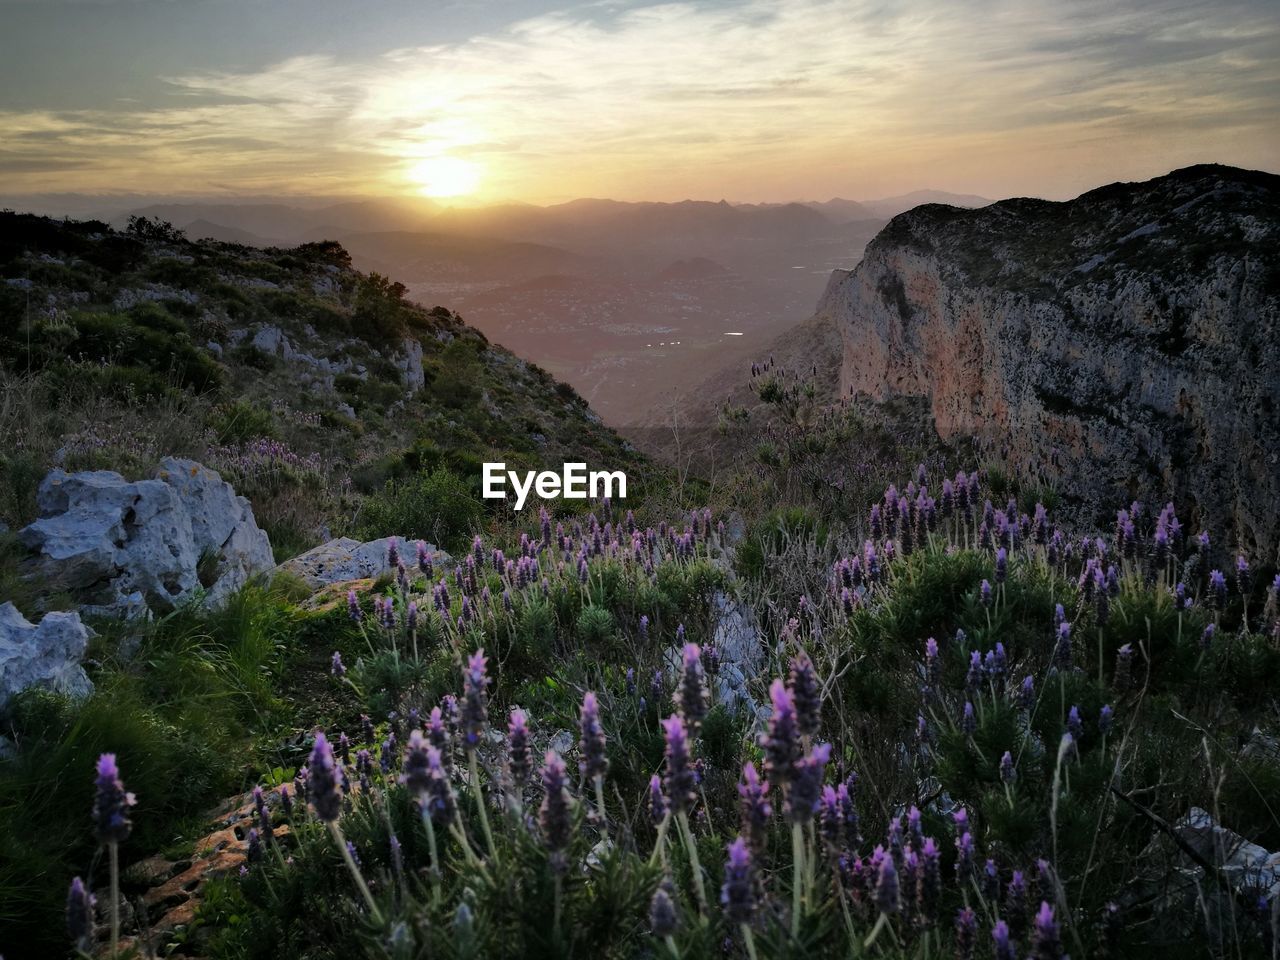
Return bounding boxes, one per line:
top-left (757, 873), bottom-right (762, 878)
top-left (1000, 750), bottom-right (1016, 784)
top-left (507, 708), bottom-right (530, 788)
top-left (786, 742), bottom-right (831, 824)
top-left (720, 837), bottom-right (758, 924)
top-left (648, 774), bottom-right (668, 824)
top-left (955, 831), bottom-right (974, 881)
top-left (739, 762), bottom-right (772, 852)
top-left (1018, 675), bottom-right (1035, 712)
top-left (461, 649), bottom-right (489, 751)
top-left (307, 732), bottom-right (342, 822)
top-left (874, 852), bottom-right (901, 915)
top-left (66, 876), bottom-right (95, 952)
top-left (1209, 569), bottom-right (1227, 610)
top-left (347, 589), bottom-right (362, 622)
top-left (278, 784), bottom-right (293, 817)
top-left (955, 906), bottom-right (977, 958)
top-left (650, 878), bottom-right (680, 937)
top-left (995, 548), bottom-right (1008, 584)
top-left (919, 837), bottom-right (942, 920)
top-left (761, 679), bottom-right (801, 788)
top-left (676, 642), bottom-right (709, 734)
top-left (981, 579), bottom-right (993, 608)
top-left (788, 650), bottom-right (822, 738)
top-left (661, 714), bottom-right (697, 814)
top-left (961, 702), bottom-right (977, 735)
top-left (1099, 705), bottom-right (1114, 735)
top-left (1067, 706), bottom-right (1083, 740)
top-left (330, 650), bottom-right (345, 677)
top-left (539, 750), bottom-right (574, 871)
top-left (247, 828), bottom-right (262, 863)
top-left (578, 692), bottom-right (608, 784)
top-left (92, 753), bottom-right (135, 845)
top-left (1201, 623), bottom-right (1216, 650)
top-left (1030, 901), bottom-right (1064, 959)
top-left (992, 920), bottom-right (1017, 960)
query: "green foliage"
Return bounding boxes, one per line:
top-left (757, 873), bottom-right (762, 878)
top-left (358, 467), bottom-right (483, 553)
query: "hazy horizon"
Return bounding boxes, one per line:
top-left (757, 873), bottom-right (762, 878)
top-left (3, 0), bottom-right (1277, 206)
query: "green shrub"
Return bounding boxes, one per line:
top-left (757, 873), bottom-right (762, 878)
top-left (358, 467), bottom-right (483, 552)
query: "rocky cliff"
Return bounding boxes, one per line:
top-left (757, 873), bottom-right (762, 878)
top-left (818, 164), bottom-right (1280, 557)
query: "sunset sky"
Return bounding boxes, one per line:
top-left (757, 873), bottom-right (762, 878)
top-left (2, 0), bottom-right (1277, 205)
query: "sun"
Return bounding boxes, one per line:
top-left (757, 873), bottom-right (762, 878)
top-left (406, 156), bottom-right (482, 198)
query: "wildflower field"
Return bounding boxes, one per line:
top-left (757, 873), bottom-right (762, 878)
top-left (37, 467), bottom-right (1280, 959)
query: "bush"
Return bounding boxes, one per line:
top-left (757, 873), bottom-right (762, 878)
top-left (358, 467), bottom-right (483, 552)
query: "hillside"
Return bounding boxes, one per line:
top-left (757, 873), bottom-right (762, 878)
top-left (818, 164), bottom-right (1280, 556)
top-left (0, 212), bottom-right (640, 566)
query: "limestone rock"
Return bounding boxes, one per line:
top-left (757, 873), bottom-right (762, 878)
top-left (19, 459), bottom-right (274, 615)
top-left (0, 602), bottom-right (93, 710)
top-left (396, 336), bottom-right (425, 392)
top-left (820, 164), bottom-right (1280, 555)
top-left (275, 536), bottom-right (449, 589)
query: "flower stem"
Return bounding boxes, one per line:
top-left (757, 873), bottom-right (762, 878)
top-left (742, 924), bottom-right (760, 960)
top-left (649, 813), bottom-right (671, 868)
top-left (329, 821), bottom-right (384, 925)
top-left (791, 821), bottom-right (804, 937)
top-left (676, 811), bottom-right (707, 914)
top-left (468, 750), bottom-right (497, 859)
top-left (109, 841), bottom-right (120, 958)
top-left (423, 811), bottom-right (443, 908)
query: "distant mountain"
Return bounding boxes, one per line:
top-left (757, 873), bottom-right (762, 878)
top-left (120, 198), bottom-right (439, 243)
top-left (802, 198), bottom-right (878, 222)
top-left (183, 219), bottom-right (278, 246)
top-left (861, 189), bottom-right (993, 219)
top-left (334, 230), bottom-right (598, 284)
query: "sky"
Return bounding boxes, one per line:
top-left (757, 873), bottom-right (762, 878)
top-left (1, 0), bottom-right (1277, 205)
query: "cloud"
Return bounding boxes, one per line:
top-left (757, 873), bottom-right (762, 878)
top-left (1, 0), bottom-right (1277, 199)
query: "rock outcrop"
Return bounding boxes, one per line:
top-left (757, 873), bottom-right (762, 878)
top-left (0, 603), bottom-right (93, 709)
top-left (19, 458), bottom-right (274, 615)
top-left (275, 536), bottom-right (448, 590)
top-left (819, 165), bottom-right (1280, 555)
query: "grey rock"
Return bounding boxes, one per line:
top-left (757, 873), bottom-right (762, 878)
top-left (19, 459), bottom-right (273, 615)
top-left (821, 165), bottom-right (1280, 556)
top-left (275, 536), bottom-right (450, 589)
top-left (395, 337), bottom-right (425, 392)
top-left (0, 602), bottom-right (94, 710)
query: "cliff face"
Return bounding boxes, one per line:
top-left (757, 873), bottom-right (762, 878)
top-left (818, 165), bottom-right (1280, 556)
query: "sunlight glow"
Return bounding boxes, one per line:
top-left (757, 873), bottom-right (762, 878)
top-left (405, 156), bottom-right (482, 198)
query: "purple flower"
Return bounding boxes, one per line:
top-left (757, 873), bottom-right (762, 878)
top-left (786, 742), bottom-right (831, 824)
top-left (461, 649), bottom-right (489, 750)
top-left (649, 878), bottom-right (679, 937)
top-left (955, 831), bottom-right (974, 881)
top-left (788, 650), bottom-right (821, 738)
top-left (1067, 706), bottom-right (1083, 740)
top-left (1201, 623), bottom-right (1216, 650)
top-left (919, 837), bottom-right (942, 920)
top-left (247, 827), bottom-right (263, 863)
top-left (278, 784), bottom-right (293, 817)
top-left (980, 579), bottom-right (993, 608)
top-left (1053, 621), bottom-right (1072, 671)
top-left (720, 837), bottom-right (758, 924)
top-left (1209, 569), bottom-right (1227, 610)
top-left (347, 589), bottom-right (362, 622)
top-left (954, 906), bottom-right (977, 958)
top-left (307, 732), bottom-right (342, 822)
top-left (924, 637), bottom-right (940, 686)
top-left (539, 750), bottom-right (574, 870)
top-left (874, 851), bottom-right (900, 915)
top-left (739, 762), bottom-right (772, 852)
top-left (648, 774), bottom-right (668, 824)
top-left (1006, 870), bottom-right (1028, 939)
top-left (1017, 675), bottom-right (1035, 712)
top-left (92, 753), bottom-right (135, 845)
top-left (961, 702), bottom-right (977, 735)
top-left (386, 537), bottom-right (400, 569)
top-left (638, 614), bottom-right (650, 640)
top-left (1030, 901), bottom-right (1064, 959)
top-left (661, 714), bottom-right (697, 814)
top-left (676, 643), bottom-right (709, 733)
top-left (507, 708), bottom-right (530, 788)
top-left (253, 785), bottom-right (272, 839)
top-left (66, 876), bottom-right (95, 952)
top-left (995, 548), bottom-right (1008, 584)
top-left (1000, 750), bottom-right (1016, 784)
top-left (578, 692), bottom-right (608, 784)
top-left (992, 919), bottom-right (1016, 960)
top-left (1099, 705), bottom-right (1114, 736)
top-left (761, 679), bottom-right (801, 788)
top-left (330, 650), bottom-right (346, 677)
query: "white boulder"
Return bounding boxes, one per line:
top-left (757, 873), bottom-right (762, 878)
top-left (0, 603), bottom-right (93, 710)
top-left (19, 459), bottom-right (274, 615)
top-left (395, 337), bottom-right (425, 393)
